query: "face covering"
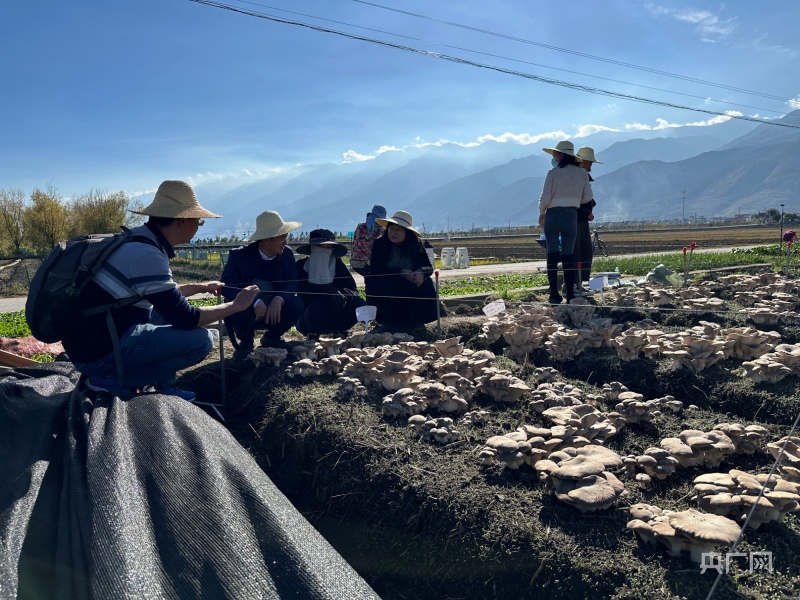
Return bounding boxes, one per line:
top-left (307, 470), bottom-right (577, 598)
top-left (551, 157), bottom-right (559, 168)
top-left (305, 246), bottom-right (336, 284)
top-left (366, 212), bottom-right (379, 235)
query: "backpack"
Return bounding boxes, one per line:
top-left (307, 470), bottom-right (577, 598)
top-left (26, 228), bottom-right (151, 343)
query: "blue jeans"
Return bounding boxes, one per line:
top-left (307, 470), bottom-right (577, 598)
top-left (544, 207), bottom-right (577, 255)
top-left (74, 323), bottom-right (214, 388)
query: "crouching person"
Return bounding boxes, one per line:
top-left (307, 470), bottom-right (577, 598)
top-left (366, 210), bottom-right (439, 331)
top-left (221, 210), bottom-right (304, 360)
top-left (295, 229), bottom-right (365, 337)
top-left (63, 180), bottom-right (260, 400)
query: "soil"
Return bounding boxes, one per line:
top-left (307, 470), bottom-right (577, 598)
top-left (179, 285), bottom-right (800, 600)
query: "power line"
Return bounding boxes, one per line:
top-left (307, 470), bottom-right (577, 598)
top-left (352, 0), bottom-right (794, 103)
top-left (189, 0), bottom-right (800, 130)
top-left (215, 0), bottom-right (789, 116)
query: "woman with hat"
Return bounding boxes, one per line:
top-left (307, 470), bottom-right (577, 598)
top-left (538, 140), bottom-right (593, 304)
top-left (366, 210), bottom-right (439, 330)
top-left (295, 229), bottom-right (365, 336)
top-left (575, 146), bottom-right (601, 293)
top-left (221, 210), bottom-right (304, 359)
top-left (349, 204), bottom-right (387, 276)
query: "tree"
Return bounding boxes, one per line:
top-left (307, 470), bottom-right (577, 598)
top-left (69, 189), bottom-right (145, 237)
top-left (24, 185), bottom-right (69, 251)
top-left (0, 188), bottom-right (26, 254)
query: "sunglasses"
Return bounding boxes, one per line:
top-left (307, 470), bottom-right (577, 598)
top-left (197, 219), bottom-right (205, 227)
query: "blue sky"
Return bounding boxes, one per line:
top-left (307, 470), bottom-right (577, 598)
top-left (2, 0), bottom-right (798, 198)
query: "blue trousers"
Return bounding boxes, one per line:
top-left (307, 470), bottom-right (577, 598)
top-left (543, 207), bottom-right (577, 255)
top-left (73, 323), bottom-right (214, 388)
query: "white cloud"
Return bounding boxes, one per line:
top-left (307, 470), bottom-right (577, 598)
top-left (647, 3), bottom-right (736, 39)
top-left (788, 95), bottom-right (800, 110)
top-left (574, 124), bottom-right (620, 138)
top-left (342, 145), bottom-right (400, 162)
top-left (624, 111), bottom-right (744, 131)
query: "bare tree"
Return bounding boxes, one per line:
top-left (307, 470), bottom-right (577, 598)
top-left (24, 185), bottom-right (69, 251)
top-left (0, 188), bottom-right (26, 254)
top-left (69, 189), bottom-right (144, 237)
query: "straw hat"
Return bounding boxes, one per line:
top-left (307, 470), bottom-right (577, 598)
top-left (376, 210), bottom-right (422, 238)
top-left (130, 180), bottom-right (221, 218)
top-left (542, 140), bottom-right (576, 157)
top-left (575, 146), bottom-right (603, 164)
top-left (295, 228), bottom-right (348, 257)
top-left (247, 210), bottom-right (302, 243)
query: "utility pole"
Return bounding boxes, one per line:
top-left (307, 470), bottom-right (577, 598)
top-left (682, 189), bottom-right (686, 222)
top-left (780, 204), bottom-right (785, 242)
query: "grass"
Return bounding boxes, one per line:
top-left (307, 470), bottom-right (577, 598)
top-left (438, 273), bottom-right (548, 297)
top-left (594, 245), bottom-right (792, 277)
top-left (0, 311), bottom-right (30, 338)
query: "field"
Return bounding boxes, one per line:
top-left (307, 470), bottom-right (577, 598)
top-left (173, 267), bottom-right (800, 600)
top-left (3, 227), bottom-right (800, 599)
top-left (456, 224), bottom-right (784, 261)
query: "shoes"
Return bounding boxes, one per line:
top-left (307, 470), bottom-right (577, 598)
top-left (233, 346), bottom-right (253, 361)
top-left (155, 386), bottom-right (197, 401)
top-left (260, 337), bottom-right (296, 351)
top-left (548, 294), bottom-right (563, 305)
top-left (85, 376), bottom-right (138, 398)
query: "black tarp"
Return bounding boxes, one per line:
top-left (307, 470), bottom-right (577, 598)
top-left (0, 363), bottom-right (379, 599)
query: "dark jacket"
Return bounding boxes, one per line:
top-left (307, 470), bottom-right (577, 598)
top-left (578, 174), bottom-right (596, 222)
top-left (220, 244), bottom-right (299, 303)
top-left (366, 234), bottom-right (433, 296)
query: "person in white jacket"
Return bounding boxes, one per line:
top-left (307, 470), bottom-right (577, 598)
top-left (538, 140), bottom-right (592, 304)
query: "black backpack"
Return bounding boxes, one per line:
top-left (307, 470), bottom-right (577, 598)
top-left (26, 228), bottom-right (150, 344)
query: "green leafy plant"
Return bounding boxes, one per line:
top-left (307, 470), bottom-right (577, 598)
top-left (0, 311), bottom-right (31, 338)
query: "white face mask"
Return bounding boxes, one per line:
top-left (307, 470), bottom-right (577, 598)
top-left (306, 246), bottom-right (336, 284)
top-left (551, 157), bottom-right (559, 168)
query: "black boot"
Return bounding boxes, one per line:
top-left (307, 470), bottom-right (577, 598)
top-left (562, 254), bottom-right (576, 303)
top-left (546, 252), bottom-right (562, 304)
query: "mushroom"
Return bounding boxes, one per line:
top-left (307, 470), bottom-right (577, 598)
top-left (667, 509), bottom-right (741, 563)
top-left (337, 376), bottom-right (368, 397)
top-left (460, 410), bottom-right (490, 428)
top-left (381, 388), bottom-right (427, 418)
top-left (433, 336), bottom-right (464, 358)
top-left (318, 335), bottom-right (345, 357)
top-left (249, 346), bottom-right (287, 367)
top-left (533, 366), bottom-right (560, 384)
top-left (475, 371), bottom-right (531, 403)
top-left (285, 358), bottom-right (320, 378)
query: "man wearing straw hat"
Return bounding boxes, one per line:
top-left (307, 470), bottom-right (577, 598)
top-left (221, 210), bottom-right (304, 360)
top-left (63, 180), bottom-right (260, 399)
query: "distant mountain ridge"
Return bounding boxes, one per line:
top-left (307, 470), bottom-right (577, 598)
top-left (136, 110), bottom-right (800, 235)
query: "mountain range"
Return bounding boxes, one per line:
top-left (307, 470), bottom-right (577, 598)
top-left (137, 110), bottom-right (800, 236)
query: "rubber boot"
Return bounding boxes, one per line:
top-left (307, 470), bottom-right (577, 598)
top-left (546, 252), bottom-right (562, 304)
top-left (562, 254), bottom-right (576, 303)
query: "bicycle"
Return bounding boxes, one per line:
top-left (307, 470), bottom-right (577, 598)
top-left (591, 225), bottom-right (609, 257)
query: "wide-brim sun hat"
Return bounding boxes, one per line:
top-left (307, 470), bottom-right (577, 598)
top-left (247, 210), bottom-right (302, 243)
top-left (542, 140), bottom-right (576, 157)
top-left (295, 228), bottom-right (348, 257)
top-left (575, 146), bottom-right (603, 164)
top-left (376, 209), bottom-right (422, 238)
top-left (130, 180), bottom-right (221, 218)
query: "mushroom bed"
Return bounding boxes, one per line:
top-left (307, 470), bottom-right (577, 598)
top-left (204, 270), bottom-right (800, 600)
